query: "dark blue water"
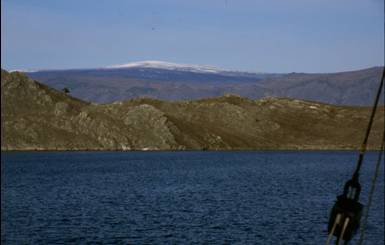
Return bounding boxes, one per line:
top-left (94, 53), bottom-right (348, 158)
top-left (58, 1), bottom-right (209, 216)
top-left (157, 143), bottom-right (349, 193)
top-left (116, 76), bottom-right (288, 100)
top-left (1, 151), bottom-right (384, 244)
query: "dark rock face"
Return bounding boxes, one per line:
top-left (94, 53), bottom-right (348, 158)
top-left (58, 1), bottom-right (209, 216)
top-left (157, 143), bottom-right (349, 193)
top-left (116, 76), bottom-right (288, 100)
top-left (26, 66), bottom-right (384, 105)
top-left (1, 70), bottom-right (384, 151)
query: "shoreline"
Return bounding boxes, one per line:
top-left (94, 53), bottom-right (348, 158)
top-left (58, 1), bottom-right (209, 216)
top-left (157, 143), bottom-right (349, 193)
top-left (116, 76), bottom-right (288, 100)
top-left (2, 148), bottom-right (383, 153)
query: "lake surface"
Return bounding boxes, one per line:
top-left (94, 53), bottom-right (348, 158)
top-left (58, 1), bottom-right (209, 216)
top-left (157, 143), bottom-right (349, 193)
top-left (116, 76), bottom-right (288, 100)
top-left (1, 151), bottom-right (384, 244)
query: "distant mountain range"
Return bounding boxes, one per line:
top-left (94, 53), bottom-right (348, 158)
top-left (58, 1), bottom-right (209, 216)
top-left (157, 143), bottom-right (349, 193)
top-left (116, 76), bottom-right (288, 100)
top-left (25, 61), bottom-right (384, 105)
top-left (2, 69), bottom-right (384, 151)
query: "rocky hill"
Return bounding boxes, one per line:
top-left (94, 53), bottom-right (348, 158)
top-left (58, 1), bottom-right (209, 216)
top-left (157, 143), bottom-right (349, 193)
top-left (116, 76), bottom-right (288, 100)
top-left (1, 70), bottom-right (384, 151)
top-left (26, 63), bottom-right (383, 105)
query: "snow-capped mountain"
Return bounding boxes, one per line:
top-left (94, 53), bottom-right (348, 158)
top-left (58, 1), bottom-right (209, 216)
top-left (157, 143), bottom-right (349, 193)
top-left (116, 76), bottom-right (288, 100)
top-left (23, 62), bottom-right (383, 106)
top-left (105, 60), bottom-right (221, 73)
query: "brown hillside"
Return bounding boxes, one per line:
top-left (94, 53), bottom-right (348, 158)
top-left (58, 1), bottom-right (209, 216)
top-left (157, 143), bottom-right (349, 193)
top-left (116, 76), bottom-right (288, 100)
top-left (1, 70), bottom-right (384, 151)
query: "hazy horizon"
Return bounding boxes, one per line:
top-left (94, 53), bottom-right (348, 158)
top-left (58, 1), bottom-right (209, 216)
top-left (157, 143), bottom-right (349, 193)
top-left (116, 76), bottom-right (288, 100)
top-left (3, 60), bottom-right (384, 75)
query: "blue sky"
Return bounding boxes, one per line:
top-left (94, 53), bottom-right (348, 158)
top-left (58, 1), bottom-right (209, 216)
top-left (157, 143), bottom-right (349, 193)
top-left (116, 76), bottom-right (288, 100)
top-left (1, 0), bottom-right (383, 73)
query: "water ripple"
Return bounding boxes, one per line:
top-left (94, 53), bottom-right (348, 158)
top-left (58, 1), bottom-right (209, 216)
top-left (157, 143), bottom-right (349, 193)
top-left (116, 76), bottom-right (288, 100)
top-left (1, 151), bottom-right (384, 244)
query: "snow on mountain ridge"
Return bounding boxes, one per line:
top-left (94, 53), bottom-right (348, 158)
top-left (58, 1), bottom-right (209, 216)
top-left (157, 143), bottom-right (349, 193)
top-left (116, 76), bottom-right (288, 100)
top-left (105, 60), bottom-right (221, 73)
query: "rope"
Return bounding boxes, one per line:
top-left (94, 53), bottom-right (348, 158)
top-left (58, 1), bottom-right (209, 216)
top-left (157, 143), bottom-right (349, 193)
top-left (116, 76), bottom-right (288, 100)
top-left (325, 68), bottom-right (384, 245)
top-left (338, 217), bottom-right (350, 245)
top-left (326, 214), bottom-right (342, 245)
top-left (357, 132), bottom-right (385, 245)
top-left (352, 68), bottom-right (385, 181)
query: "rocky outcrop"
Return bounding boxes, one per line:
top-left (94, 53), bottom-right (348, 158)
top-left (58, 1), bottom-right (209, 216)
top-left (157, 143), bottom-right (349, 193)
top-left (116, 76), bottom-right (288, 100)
top-left (1, 70), bottom-right (384, 151)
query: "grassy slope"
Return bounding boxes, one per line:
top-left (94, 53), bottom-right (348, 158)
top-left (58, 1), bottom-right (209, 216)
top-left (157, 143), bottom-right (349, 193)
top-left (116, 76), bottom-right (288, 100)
top-left (1, 70), bottom-right (384, 151)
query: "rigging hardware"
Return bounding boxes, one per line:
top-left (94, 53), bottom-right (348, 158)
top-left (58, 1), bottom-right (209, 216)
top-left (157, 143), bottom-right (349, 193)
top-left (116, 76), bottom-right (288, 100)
top-left (326, 68), bottom-right (384, 245)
